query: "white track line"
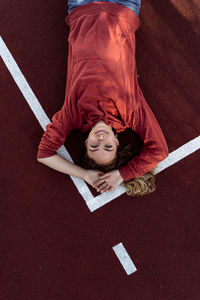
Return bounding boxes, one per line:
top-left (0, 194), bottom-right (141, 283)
top-left (86, 136), bottom-right (200, 212)
top-left (153, 136), bottom-right (200, 174)
top-left (0, 35), bottom-right (93, 203)
top-left (1, 35), bottom-right (200, 212)
top-left (112, 243), bottom-right (137, 275)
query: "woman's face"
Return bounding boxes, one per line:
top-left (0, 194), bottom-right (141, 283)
top-left (85, 120), bottom-right (119, 165)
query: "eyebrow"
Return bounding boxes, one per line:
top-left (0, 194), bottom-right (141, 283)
top-left (89, 148), bottom-right (114, 152)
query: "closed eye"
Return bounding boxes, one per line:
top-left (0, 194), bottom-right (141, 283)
top-left (104, 145), bottom-right (112, 149)
top-left (89, 148), bottom-right (114, 152)
top-left (89, 144), bottom-right (114, 152)
top-left (90, 144), bottom-right (112, 149)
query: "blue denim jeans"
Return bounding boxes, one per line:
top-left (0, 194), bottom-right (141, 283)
top-left (68, 0), bottom-right (141, 16)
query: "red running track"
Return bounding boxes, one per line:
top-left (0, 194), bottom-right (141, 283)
top-left (0, 0), bottom-right (200, 299)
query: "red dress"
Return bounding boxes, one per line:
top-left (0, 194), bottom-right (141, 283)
top-left (37, 2), bottom-right (169, 181)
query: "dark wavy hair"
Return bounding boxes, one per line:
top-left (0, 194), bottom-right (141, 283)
top-left (80, 134), bottom-right (156, 196)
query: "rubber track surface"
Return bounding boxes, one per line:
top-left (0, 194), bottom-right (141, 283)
top-left (0, 0), bottom-right (200, 299)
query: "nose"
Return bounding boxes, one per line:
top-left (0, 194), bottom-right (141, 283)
top-left (97, 133), bottom-right (106, 140)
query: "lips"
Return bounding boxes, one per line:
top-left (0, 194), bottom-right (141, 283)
top-left (95, 129), bottom-right (108, 134)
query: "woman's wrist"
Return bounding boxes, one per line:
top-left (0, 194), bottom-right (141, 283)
top-left (80, 168), bottom-right (87, 180)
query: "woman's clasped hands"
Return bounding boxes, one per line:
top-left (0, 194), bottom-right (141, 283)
top-left (83, 169), bottom-right (124, 193)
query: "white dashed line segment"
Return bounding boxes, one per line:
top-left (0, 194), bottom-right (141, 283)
top-left (112, 243), bottom-right (137, 275)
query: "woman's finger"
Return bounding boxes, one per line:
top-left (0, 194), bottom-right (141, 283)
top-left (93, 179), bottom-right (106, 187)
top-left (94, 177), bottom-right (111, 187)
top-left (106, 186), bottom-right (114, 192)
top-left (98, 173), bottom-right (111, 180)
top-left (96, 182), bottom-right (107, 192)
top-left (101, 185), bottom-right (112, 193)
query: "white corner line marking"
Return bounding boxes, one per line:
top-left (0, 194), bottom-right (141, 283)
top-left (0, 35), bottom-right (93, 203)
top-left (1, 35), bottom-right (200, 212)
top-left (153, 135), bottom-right (200, 174)
top-left (112, 242), bottom-right (137, 275)
top-left (86, 135), bottom-right (200, 212)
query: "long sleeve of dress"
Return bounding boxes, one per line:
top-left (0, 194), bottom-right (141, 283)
top-left (37, 105), bottom-right (72, 159)
top-left (119, 87), bottom-right (169, 181)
